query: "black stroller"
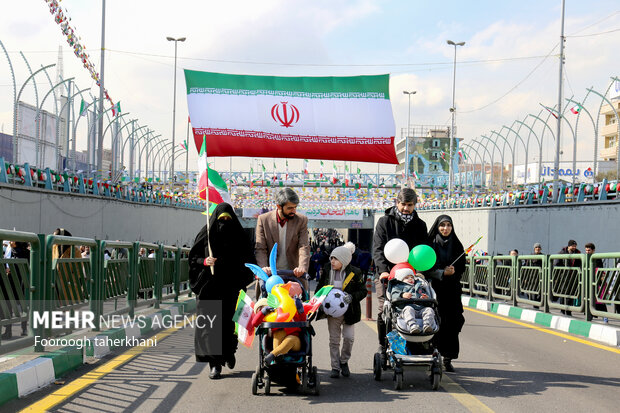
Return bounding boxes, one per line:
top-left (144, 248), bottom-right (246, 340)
top-left (373, 278), bottom-right (443, 390)
top-left (251, 271), bottom-right (320, 395)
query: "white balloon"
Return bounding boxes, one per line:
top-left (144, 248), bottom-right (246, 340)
top-left (384, 238), bottom-right (409, 264)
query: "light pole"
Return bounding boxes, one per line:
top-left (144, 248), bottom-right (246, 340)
top-left (403, 90), bottom-right (416, 185)
top-left (447, 40), bottom-right (465, 198)
top-left (166, 36), bottom-right (186, 185)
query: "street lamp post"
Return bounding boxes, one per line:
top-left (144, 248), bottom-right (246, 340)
top-left (166, 36), bottom-right (186, 186)
top-left (403, 90), bottom-right (416, 185)
top-left (447, 40), bottom-right (465, 198)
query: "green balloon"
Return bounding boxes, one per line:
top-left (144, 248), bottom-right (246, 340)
top-left (408, 245), bottom-right (437, 272)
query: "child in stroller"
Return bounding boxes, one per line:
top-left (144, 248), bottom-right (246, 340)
top-left (250, 273), bottom-right (320, 395)
top-left (373, 265), bottom-right (443, 390)
top-left (391, 269), bottom-right (438, 335)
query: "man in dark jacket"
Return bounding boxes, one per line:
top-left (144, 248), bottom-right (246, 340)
top-left (372, 188), bottom-right (428, 359)
top-left (554, 240), bottom-right (581, 316)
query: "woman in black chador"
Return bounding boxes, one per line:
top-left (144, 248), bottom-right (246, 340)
top-left (189, 203), bottom-right (255, 379)
top-left (427, 215), bottom-right (465, 373)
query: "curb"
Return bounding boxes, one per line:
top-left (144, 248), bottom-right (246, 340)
top-left (0, 299), bottom-right (196, 405)
top-left (462, 296), bottom-right (620, 347)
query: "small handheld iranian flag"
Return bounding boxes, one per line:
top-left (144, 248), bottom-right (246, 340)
top-left (458, 150), bottom-right (467, 161)
top-left (232, 290), bottom-right (255, 347)
top-left (197, 135), bottom-right (230, 209)
top-left (570, 104), bottom-right (582, 115)
top-left (184, 71), bottom-right (397, 164)
top-left (304, 285), bottom-right (333, 316)
top-left (303, 159), bottom-right (309, 175)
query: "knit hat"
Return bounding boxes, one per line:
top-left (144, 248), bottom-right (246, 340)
top-left (533, 243), bottom-right (542, 248)
top-left (330, 246), bottom-right (352, 268)
top-left (254, 298), bottom-right (269, 314)
top-left (394, 267), bottom-right (414, 282)
top-left (343, 241), bottom-right (356, 255)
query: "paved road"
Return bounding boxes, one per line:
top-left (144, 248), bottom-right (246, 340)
top-left (7, 285), bottom-right (620, 413)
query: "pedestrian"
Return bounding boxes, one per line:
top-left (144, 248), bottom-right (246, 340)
top-left (529, 243), bottom-right (544, 267)
top-left (52, 228), bottom-right (81, 260)
top-left (585, 243), bottom-right (607, 318)
top-left (254, 188), bottom-right (310, 298)
top-left (427, 215), bottom-right (465, 373)
top-left (1, 241), bottom-right (30, 339)
top-left (371, 188), bottom-right (428, 363)
top-left (526, 243), bottom-right (545, 304)
top-left (189, 203), bottom-right (255, 380)
top-left (554, 239), bottom-right (581, 316)
top-left (316, 243), bottom-right (366, 378)
top-left (311, 248), bottom-right (324, 281)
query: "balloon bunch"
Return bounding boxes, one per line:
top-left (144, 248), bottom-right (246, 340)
top-left (244, 243), bottom-right (297, 322)
top-left (384, 238), bottom-right (437, 279)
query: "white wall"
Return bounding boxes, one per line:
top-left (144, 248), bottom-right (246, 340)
top-left (0, 184), bottom-right (206, 246)
top-left (412, 202), bottom-right (620, 255)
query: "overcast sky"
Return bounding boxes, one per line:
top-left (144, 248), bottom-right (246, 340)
top-left (1, 0), bottom-right (618, 174)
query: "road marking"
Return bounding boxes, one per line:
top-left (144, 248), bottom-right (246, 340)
top-left (362, 320), bottom-right (495, 412)
top-left (20, 316), bottom-right (195, 413)
top-left (465, 307), bottom-right (620, 355)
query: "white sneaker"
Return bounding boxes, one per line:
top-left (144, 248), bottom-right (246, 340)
top-left (409, 324), bottom-right (421, 334)
top-left (423, 325), bottom-right (433, 334)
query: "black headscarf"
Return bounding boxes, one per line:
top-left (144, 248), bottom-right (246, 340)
top-left (189, 203), bottom-right (255, 298)
top-left (427, 215), bottom-right (464, 268)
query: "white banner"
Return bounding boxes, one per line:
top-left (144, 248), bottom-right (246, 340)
top-left (242, 208), bottom-right (363, 220)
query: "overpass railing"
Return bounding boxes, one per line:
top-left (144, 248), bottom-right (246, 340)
top-left (0, 228), bottom-right (191, 352)
top-left (464, 253), bottom-right (620, 322)
top-left (0, 158), bottom-right (205, 211)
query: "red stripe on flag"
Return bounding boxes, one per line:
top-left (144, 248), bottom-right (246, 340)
top-left (198, 171), bottom-right (224, 203)
top-left (193, 131), bottom-right (398, 164)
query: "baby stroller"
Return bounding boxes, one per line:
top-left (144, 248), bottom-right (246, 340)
top-left (251, 271), bottom-right (320, 395)
top-left (373, 278), bottom-right (443, 390)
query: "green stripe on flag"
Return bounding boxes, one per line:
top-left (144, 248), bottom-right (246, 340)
top-left (207, 166), bottom-right (227, 192)
top-left (184, 70), bottom-right (390, 98)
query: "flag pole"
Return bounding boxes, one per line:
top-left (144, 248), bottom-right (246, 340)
top-left (202, 134), bottom-right (215, 271)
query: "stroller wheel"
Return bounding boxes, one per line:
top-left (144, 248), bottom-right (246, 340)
top-left (301, 366), bottom-right (309, 394)
top-left (394, 371), bottom-right (403, 390)
top-left (431, 372), bottom-right (441, 391)
top-left (264, 376), bottom-right (271, 395)
top-left (251, 372), bottom-right (258, 395)
top-left (373, 353), bottom-right (382, 381)
top-left (311, 366), bottom-right (320, 396)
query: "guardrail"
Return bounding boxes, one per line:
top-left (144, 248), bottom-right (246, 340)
top-left (418, 179), bottom-right (619, 210)
top-left (1, 228), bottom-right (190, 352)
top-left (0, 157), bottom-right (206, 211)
top-left (464, 253), bottom-right (620, 321)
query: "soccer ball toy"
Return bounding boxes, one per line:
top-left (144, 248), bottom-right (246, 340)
top-left (322, 288), bottom-right (349, 318)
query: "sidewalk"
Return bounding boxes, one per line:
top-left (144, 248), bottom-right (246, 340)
top-left (0, 297), bottom-right (197, 406)
top-left (462, 296), bottom-right (620, 347)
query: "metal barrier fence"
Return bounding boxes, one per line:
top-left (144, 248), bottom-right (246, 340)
top-left (0, 228), bottom-right (191, 352)
top-left (464, 253), bottom-right (620, 321)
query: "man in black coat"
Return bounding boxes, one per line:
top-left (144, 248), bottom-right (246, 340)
top-left (372, 188), bottom-right (428, 359)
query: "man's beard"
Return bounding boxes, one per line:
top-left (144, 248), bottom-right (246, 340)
top-left (286, 212), bottom-right (296, 219)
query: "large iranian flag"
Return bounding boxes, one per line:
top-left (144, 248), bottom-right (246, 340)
top-left (184, 71), bottom-right (398, 164)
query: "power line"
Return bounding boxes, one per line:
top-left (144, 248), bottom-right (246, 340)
top-left (566, 27), bottom-right (620, 38)
top-left (460, 43), bottom-right (560, 114)
top-left (104, 48), bottom-right (557, 68)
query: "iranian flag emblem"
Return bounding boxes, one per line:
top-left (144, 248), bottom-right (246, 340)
top-left (184, 71), bottom-right (398, 164)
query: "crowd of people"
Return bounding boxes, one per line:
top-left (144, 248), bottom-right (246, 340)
top-left (188, 187), bottom-right (469, 381)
